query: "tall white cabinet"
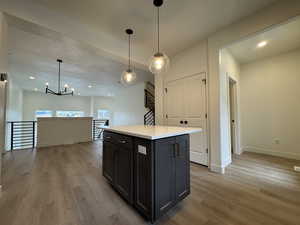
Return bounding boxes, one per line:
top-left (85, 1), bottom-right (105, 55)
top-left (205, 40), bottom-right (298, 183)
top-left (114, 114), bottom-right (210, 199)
top-left (164, 73), bottom-right (208, 166)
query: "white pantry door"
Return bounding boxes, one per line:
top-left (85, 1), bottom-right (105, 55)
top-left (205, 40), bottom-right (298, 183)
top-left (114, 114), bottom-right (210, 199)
top-left (183, 74), bottom-right (208, 166)
top-left (165, 73), bottom-right (208, 166)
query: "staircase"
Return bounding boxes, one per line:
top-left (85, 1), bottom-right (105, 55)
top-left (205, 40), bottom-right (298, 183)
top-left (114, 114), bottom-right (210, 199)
top-left (144, 82), bottom-right (155, 126)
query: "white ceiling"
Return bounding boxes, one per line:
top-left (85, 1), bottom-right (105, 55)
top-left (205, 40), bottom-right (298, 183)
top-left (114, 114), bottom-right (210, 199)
top-left (8, 16), bottom-right (154, 96)
top-left (227, 17), bottom-right (300, 64)
top-left (2, 0), bottom-right (279, 96)
top-left (1, 0), bottom-right (278, 65)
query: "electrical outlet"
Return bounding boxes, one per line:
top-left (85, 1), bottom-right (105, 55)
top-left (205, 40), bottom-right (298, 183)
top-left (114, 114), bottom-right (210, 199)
top-left (294, 166), bottom-right (300, 172)
top-left (274, 139), bottom-right (280, 144)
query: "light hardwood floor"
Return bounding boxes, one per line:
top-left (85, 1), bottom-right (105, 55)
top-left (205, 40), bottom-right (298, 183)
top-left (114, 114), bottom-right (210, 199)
top-left (0, 142), bottom-right (299, 225)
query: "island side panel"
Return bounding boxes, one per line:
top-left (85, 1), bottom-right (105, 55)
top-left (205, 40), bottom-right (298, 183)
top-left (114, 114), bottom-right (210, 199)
top-left (133, 137), bottom-right (155, 222)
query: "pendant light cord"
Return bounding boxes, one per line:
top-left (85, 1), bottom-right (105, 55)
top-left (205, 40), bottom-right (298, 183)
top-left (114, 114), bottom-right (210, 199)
top-left (128, 33), bottom-right (131, 70)
top-left (157, 7), bottom-right (160, 53)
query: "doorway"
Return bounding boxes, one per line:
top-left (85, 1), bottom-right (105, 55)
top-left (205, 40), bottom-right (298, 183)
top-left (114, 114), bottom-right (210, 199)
top-left (228, 77), bottom-right (238, 155)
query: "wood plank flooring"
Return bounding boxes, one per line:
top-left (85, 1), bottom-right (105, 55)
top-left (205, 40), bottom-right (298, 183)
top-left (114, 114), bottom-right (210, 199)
top-left (0, 142), bottom-right (299, 225)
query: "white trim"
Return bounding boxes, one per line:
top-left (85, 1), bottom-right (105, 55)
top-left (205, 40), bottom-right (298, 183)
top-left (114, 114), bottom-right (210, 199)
top-left (222, 157), bottom-right (232, 168)
top-left (0, 185), bottom-right (2, 193)
top-left (210, 163), bottom-right (225, 174)
top-left (243, 146), bottom-right (300, 160)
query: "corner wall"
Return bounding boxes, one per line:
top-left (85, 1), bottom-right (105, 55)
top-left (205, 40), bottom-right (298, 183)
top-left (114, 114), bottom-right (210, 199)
top-left (155, 0), bottom-right (300, 173)
top-left (207, 0), bottom-right (300, 173)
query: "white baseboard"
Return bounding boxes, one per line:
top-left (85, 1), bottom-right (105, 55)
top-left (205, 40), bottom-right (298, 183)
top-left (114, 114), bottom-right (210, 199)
top-left (210, 164), bottom-right (225, 174)
top-left (242, 146), bottom-right (300, 160)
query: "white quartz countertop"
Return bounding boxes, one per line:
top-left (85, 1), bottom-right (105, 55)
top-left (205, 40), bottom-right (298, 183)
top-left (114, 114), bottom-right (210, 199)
top-left (104, 125), bottom-right (202, 140)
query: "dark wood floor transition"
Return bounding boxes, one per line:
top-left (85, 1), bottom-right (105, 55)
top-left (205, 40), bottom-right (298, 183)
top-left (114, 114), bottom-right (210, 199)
top-left (0, 142), bottom-right (299, 225)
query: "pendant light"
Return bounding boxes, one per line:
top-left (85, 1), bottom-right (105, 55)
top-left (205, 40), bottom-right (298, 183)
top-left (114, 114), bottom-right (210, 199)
top-left (121, 29), bottom-right (137, 86)
top-left (149, 0), bottom-right (170, 74)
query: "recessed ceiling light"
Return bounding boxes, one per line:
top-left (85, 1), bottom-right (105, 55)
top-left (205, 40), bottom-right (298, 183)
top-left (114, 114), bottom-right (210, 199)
top-left (88, 85), bottom-right (92, 88)
top-left (29, 76), bottom-right (35, 80)
top-left (257, 41), bottom-right (268, 48)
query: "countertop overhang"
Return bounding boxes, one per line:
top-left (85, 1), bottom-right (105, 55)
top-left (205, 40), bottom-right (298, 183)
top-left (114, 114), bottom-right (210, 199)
top-left (104, 125), bottom-right (202, 140)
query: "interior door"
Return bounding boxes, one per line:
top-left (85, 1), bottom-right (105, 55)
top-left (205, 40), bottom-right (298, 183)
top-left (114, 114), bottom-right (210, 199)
top-left (165, 79), bottom-right (184, 126)
top-left (183, 73), bottom-right (208, 166)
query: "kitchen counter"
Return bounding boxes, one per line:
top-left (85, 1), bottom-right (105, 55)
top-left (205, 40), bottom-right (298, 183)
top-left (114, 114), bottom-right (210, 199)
top-left (104, 125), bottom-right (202, 140)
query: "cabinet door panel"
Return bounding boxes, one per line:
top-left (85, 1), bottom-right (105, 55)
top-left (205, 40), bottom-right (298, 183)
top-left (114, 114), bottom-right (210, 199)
top-left (115, 146), bottom-right (132, 203)
top-left (155, 137), bottom-right (176, 218)
top-left (175, 135), bottom-right (190, 201)
top-left (103, 141), bottom-right (116, 184)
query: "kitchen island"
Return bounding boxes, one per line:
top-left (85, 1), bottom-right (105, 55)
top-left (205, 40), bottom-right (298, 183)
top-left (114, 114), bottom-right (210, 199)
top-left (102, 125), bottom-right (202, 223)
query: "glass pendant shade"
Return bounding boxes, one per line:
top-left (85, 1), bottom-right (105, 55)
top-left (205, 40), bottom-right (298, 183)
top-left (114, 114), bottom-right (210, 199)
top-left (149, 52), bottom-right (170, 74)
top-left (121, 69), bottom-right (137, 86)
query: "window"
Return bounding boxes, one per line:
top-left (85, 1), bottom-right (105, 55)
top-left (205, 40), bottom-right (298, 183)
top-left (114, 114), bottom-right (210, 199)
top-left (35, 110), bottom-right (53, 118)
top-left (56, 111), bottom-right (85, 117)
top-left (97, 109), bottom-right (110, 119)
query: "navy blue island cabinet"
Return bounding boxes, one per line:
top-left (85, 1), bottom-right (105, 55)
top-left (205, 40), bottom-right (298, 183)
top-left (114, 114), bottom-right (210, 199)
top-left (102, 129), bottom-right (191, 223)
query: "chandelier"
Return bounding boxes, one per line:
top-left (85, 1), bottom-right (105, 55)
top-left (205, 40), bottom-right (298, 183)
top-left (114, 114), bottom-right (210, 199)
top-left (45, 59), bottom-right (73, 96)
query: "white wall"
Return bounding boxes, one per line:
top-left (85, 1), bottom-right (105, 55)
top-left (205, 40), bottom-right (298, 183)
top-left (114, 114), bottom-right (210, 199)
top-left (6, 77), bottom-right (23, 121)
top-left (219, 49), bottom-right (241, 167)
top-left (23, 90), bottom-right (91, 120)
top-left (240, 48), bottom-right (300, 160)
top-left (22, 82), bottom-right (147, 127)
top-left (0, 11), bottom-right (8, 190)
top-left (93, 83), bottom-right (147, 126)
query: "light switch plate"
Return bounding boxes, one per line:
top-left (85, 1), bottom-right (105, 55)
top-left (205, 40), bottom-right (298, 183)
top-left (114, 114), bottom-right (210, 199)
top-left (138, 145), bottom-right (147, 155)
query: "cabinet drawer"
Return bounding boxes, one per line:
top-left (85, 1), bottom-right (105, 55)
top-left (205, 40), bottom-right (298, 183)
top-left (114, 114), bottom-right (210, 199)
top-left (114, 134), bottom-right (133, 149)
top-left (103, 131), bottom-right (133, 148)
top-left (103, 131), bottom-right (117, 142)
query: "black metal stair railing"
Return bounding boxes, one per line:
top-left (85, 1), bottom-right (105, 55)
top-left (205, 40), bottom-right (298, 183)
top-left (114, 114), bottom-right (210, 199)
top-left (144, 110), bottom-right (155, 126)
top-left (93, 119), bottom-right (109, 141)
top-left (144, 82), bottom-right (155, 126)
top-left (8, 121), bottom-right (36, 151)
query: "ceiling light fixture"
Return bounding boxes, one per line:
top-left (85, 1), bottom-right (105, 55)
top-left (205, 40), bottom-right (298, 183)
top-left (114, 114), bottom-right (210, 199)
top-left (257, 41), bottom-right (268, 48)
top-left (45, 59), bottom-right (73, 96)
top-left (121, 29), bottom-right (137, 86)
top-left (149, 0), bottom-right (170, 75)
top-left (29, 76), bottom-right (35, 80)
